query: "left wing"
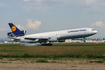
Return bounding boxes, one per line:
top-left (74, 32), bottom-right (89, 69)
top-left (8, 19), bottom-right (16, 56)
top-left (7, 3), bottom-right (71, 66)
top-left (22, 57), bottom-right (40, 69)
top-left (24, 36), bottom-right (49, 43)
top-left (24, 37), bottom-right (49, 40)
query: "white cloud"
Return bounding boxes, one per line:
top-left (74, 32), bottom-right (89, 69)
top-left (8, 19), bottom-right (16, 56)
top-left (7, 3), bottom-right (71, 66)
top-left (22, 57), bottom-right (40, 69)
top-left (22, 0), bottom-right (53, 13)
top-left (22, 0), bottom-right (105, 13)
top-left (90, 21), bottom-right (105, 28)
top-left (0, 28), bottom-right (7, 31)
top-left (22, 0), bottom-right (72, 13)
top-left (85, 0), bottom-right (96, 5)
top-left (16, 25), bottom-right (25, 30)
top-left (0, 2), bottom-right (8, 7)
top-left (26, 19), bottom-right (41, 30)
top-left (36, 0), bottom-right (41, 2)
top-left (84, 0), bottom-right (105, 12)
top-left (23, 0), bottom-right (29, 2)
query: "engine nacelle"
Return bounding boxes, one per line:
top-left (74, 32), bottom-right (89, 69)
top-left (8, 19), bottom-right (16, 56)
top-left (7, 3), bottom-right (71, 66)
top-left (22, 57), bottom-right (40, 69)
top-left (7, 30), bottom-right (26, 37)
top-left (58, 39), bottom-right (65, 42)
top-left (49, 37), bottom-right (58, 42)
top-left (49, 37), bottom-right (65, 42)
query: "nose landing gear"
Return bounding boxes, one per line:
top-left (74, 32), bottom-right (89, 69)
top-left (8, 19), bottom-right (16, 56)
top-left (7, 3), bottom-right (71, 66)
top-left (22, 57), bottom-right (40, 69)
top-left (83, 38), bottom-right (86, 43)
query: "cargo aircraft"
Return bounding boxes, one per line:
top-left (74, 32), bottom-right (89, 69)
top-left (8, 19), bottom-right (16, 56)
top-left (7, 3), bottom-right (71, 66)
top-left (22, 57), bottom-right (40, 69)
top-left (7, 23), bottom-right (97, 45)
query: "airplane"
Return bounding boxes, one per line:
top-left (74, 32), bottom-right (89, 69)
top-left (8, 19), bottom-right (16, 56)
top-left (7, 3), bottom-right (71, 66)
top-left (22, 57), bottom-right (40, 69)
top-left (1, 39), bottom-right (10, 44)
top-left (7, 23), bottom-right (97, 46)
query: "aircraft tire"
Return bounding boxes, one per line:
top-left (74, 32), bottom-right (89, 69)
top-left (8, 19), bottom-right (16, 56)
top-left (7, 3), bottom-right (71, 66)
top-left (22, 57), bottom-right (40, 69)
top-left (42, 43), bottom-right (52, 46)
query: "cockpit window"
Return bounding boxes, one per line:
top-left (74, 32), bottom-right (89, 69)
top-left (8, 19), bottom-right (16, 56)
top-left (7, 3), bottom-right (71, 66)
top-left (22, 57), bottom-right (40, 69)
top-left (91, 29), bottom-right (96, 31)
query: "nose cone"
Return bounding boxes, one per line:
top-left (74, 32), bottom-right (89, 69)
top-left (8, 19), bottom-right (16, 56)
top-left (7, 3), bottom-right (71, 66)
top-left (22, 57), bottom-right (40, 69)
top-left (95, 30), bottom-right (97, 33)
top-left (93, 30), bottom-right (98, 34)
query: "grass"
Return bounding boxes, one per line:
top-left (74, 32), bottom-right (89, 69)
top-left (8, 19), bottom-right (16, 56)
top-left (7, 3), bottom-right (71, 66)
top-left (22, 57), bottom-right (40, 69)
top-left (53, 43), bottom-right (105, 46)
top-left (0, 43), bottom-right (105, 58)
top-left (90, 60), bottom-right (104, 63)
top-left (36, 58), bottom-right (49, 63)
top-left (0, 58), bottom-right (104, 64)
top-left (0, 62), bottom-right (8, 63)
top-left (51, 60), bottom-right (56, 63)
top-left (0, 50), bottom-right (26, 52)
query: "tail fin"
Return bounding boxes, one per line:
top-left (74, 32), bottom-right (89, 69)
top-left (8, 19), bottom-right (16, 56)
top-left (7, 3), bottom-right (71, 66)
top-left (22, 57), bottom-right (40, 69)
top-left (8, 23), bottom-right (20, 32)
top-left (8, 23), bottom-right (26, 37)
top-left (2, 40), bottom-right (4, 43)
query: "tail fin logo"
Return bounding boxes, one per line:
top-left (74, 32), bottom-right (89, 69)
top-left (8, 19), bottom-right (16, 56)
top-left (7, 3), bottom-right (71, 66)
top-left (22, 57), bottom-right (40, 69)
top-left (12, 26), bottom-right (16, 32)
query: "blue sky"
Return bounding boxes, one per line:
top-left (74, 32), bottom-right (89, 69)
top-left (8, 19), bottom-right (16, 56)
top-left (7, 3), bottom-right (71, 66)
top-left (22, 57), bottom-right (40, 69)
top-left (0, 0), bottom-right (105, 38)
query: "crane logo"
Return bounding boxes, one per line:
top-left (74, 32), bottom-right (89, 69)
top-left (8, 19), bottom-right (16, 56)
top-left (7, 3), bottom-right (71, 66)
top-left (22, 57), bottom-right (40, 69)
top-left (11, 26), bottom-right (16, 31)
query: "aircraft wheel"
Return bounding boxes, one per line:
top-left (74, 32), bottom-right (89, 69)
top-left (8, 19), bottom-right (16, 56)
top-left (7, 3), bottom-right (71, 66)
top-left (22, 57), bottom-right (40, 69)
top-left (42, 43), bottom-right (52, 46)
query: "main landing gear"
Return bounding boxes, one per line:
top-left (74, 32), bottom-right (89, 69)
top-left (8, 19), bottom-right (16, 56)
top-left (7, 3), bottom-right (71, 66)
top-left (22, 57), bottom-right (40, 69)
top-left (41, 43), bottom-right (52, 46)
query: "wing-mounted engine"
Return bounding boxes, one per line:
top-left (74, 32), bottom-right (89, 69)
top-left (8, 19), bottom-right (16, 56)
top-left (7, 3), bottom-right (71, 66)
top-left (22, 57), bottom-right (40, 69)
top-left (7, 30), bottom-right (26, 37)
top-left (49, 37), bottom-right (65, 42)
top-left (49, 37), bottom-right (58, 42)
top-left (58, 39), bottom-right (65, 42)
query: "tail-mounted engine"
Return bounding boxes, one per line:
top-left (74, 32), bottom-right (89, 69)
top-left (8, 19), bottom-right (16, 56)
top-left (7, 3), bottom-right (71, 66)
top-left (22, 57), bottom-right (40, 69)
top-left (7, 30), bottom-right (26, 37)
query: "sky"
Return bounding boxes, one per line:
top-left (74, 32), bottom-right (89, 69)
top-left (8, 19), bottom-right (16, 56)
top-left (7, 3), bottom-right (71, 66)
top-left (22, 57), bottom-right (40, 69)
top-left (0, 0), bottom-right (105, 38)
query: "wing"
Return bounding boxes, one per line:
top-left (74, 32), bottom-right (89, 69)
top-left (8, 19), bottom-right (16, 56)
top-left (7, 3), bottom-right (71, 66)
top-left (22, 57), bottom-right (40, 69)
top-left (24, 37), bottom-right (49, 43)
top-left (25, 37), bottom-right (49, 40)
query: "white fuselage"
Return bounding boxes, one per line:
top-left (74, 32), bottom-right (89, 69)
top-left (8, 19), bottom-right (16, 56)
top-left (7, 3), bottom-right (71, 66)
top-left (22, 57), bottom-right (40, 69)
top-left (15, 28), bottom-right (97, 43)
